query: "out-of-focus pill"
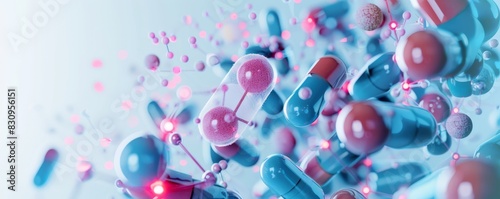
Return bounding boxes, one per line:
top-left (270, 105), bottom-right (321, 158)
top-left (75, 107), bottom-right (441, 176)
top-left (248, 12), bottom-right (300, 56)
top-left (262, 90), bottom-right (284, 116)
top-left (176, 104), bottom-right (196, 124)
top-left (303, 134), bottom-right (364, 186)
top-left (260, 154), bottom-right (324, 199)
top-left (198, 54), bottom-right (276, 146)
top-left (474, 133), bottom-right (500, 164)
top-left (472, 0), bottom-right (500, 41)
top-left (395, 29), bottom-right (463, 80)
top-left (302, 1), bottom-right (350, 34)
top-left (147, 100), bottom-right (166, 129)
top-left (411, 0), bottom-right (484, 72)
top-left (426, 125), bottom-right (451, 155)
top-left (284, 56), bottom-right (347, 127)
top-left (260, 9), bottom-right (282, 37)
top-left (212, 139), bottom-right (260, 167)
top-left (336, 101), bottom-right (437, 155)
top-left (34, 148), bottom-right (59, 187)
top-left (368, 162), bottom-right (430, 194)
top-left (348, 52), bottom-right (402, 100)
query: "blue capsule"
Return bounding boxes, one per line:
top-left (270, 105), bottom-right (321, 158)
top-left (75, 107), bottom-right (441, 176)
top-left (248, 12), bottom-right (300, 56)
top-left (212, 139), bottom-right (260, 167)
top-left (474, 133), bottom-right (500, 165)
top-left (176, 104), bottom-right (196, 124)
top-left (366, 37), bottom-right (385, 58)
top-left (303, 134), bottom-right (364, 186)
top-left (348, 52), bottom-right (402, 101)
top-left (426, 126), bottom-right (451, 155)
top-left (147, 100), bottom-right (166, 129)
top-left (447, 77), bottom-right (473, 98)
top-left (34, 148), bottom-right (59, 187)
top-left (260, 9), bottom-right (282, 37)
top-left (284, 56), bottom-right (346, 127)
top-left (260, 154), bottom-right (324, 199)
top-left (262, 90), bottom-right (284, 116)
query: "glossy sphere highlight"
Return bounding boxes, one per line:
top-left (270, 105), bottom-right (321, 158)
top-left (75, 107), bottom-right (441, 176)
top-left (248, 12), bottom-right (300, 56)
top-left (237, 57), bottom-right (274, 93)
top-left (396, 30), bottom-right (447, 80)
top-left (336, 102), bottom-right (389, 155)
top-left (202, 106), bottom-right (239, 145)
top-left (114, 133), bottom-right (169, 187)
top-left (440, 160), bottom-right (500, 199)
top-left (356, 4), bottom-right (383, 31)
top-left (445, 113), bottom-right (473, 139)
top-left (260, 154), bottom-right (324, 199)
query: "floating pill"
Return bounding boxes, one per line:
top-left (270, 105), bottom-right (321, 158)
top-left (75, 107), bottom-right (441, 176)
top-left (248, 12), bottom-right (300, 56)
top-left (34, 148), bottom-right (59, 187)
top-left (284, 56), bottom-right (347, 127)
top-left (212, 139), bottom-right (260, 167)
top-left (198, 54), bottom-right (276, 146)
top-left (348, 52), bottom-right (402, 101)
top-left (260, 154), bottom-right (324, 199)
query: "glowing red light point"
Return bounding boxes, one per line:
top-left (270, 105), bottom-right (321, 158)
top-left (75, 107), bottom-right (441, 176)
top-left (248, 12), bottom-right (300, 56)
top-left (151, 181), bottom-right (165, 195)
top-left (453, 107), bottom-right (459, 113)
top-left (320, 140), bottom-right (330, 149)
top-left (389, 21), bottom-right (398, 30)
top-left (402, 82), bottom-right (410, 91)
top-left (362, 186), bottom-right (371, 194)
top-left (161, 120), bottom-right (175, 132)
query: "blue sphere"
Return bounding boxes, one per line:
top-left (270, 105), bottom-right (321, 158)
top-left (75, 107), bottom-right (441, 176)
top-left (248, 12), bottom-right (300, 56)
top-left (114, 133), bottom-right (169, 187)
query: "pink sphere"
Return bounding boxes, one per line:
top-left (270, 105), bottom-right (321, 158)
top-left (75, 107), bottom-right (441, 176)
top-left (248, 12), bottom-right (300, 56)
top-left (145, 54), bottom-right (160, 71)
top-left (201, 106), bottom-right (239, 146)
top-left (236, 55), bottom-right (274, 93)
top-left (356, 4), bottom-right (384, 31)
top-left (419, 93), bottom-right (451, 123)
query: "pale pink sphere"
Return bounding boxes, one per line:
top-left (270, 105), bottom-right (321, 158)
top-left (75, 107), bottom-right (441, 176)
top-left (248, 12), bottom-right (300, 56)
top-left (201, 106), bottom-right (239, 146)
top-left (236, 55), bottom-right (274, 93)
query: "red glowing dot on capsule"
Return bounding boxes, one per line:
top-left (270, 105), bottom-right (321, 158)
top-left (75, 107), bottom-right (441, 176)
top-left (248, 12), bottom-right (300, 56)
top-left (389, 21), bottom-right (398, 30)
top-left (162, 120), bottom-right (175, 132)
top-left (453, 107), bottom-right (459, 113)
top-left (362, 186), bottom-right (371, 194)
top-left (402, 81), bottom-right (410, 91)
top-left (151, 181), bottom-right (165, 195)
top-left (320, 140), bottom-right (330, 149)
top-left (363, 158), bottom-right (373, 167)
